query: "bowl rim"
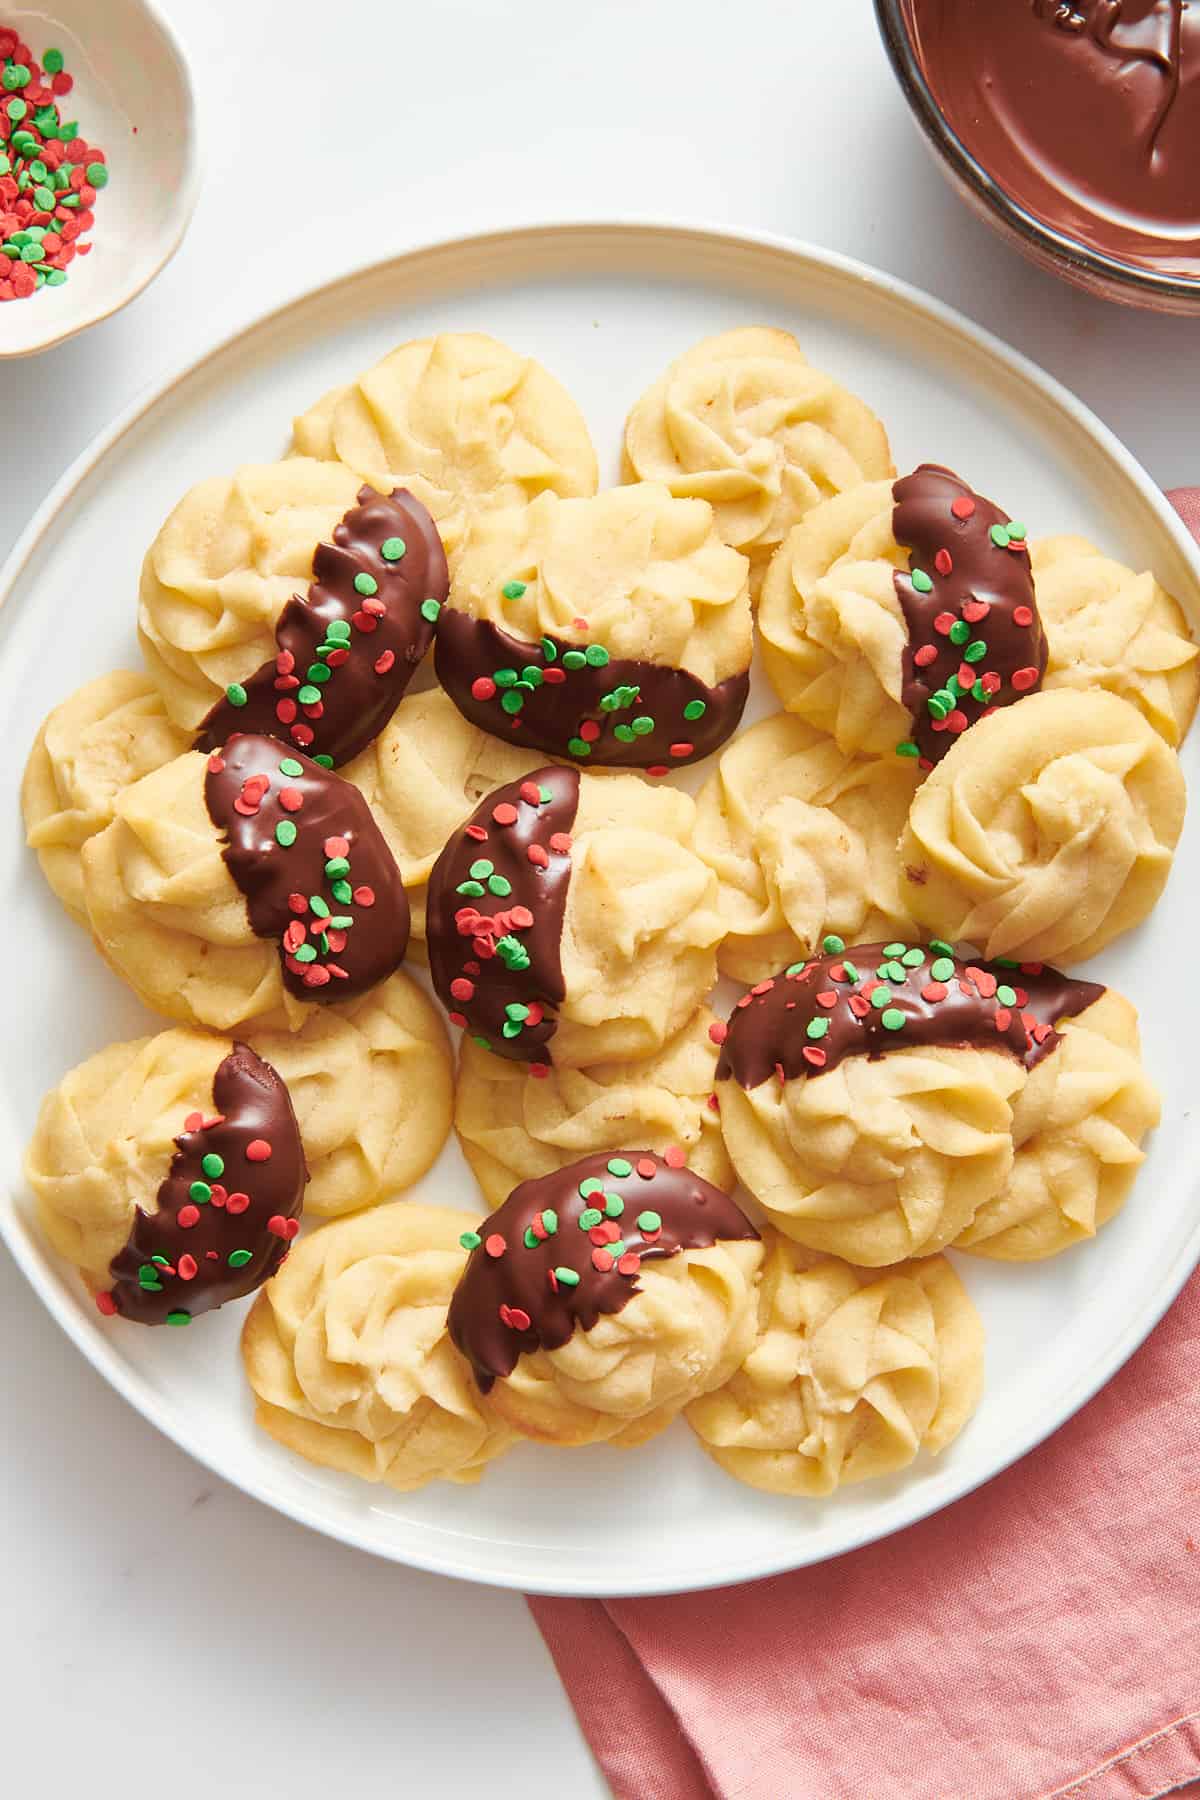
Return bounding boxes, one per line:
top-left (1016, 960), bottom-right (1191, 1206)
top-left (0, 0), bottom-right (202, 359)
top-left (873, 0), bottom-right (1200, 306)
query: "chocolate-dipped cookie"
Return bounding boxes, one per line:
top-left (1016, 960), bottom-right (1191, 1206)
top-left (435, 485), bottom-right (753, 769)
top-left (28, 1032), bottom-right (307, 1327)
top-left (713, 935), bottom-right (1151, 1267)
top-left (81, 735), bottom-right (409, 1032)
top-left (139, 458), bottom-right (448, 760)
top-left (447, 1149), bottom-right (763, 1446)
top-left (425, 764), bottom-right (724, 1070)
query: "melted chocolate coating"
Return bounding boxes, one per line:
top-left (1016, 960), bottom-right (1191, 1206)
top-left (435, 608), bottom-right (749, 769)
top-left (104, 1044), bottom-right (307, 1326)
top-left (197, 487), bottom-right (448, 767)
top-left (447, 1149), bottom-right (760, 1393)
top-left (205, 733), bottom-right (409, 1003)
top-left (912, 1), bottom-right (1200, 277)
top-left (893, 466), bottom-right (1047, 767)
top-left (425, 766), bottom-right (577, 1064)
top-left (715, 938), bottom-right (1106, 1090)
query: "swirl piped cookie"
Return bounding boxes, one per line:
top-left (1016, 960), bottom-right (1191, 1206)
top-left (759, 465), bottom-right (1050, 762)
top-left (139, 458), bottom-right (448, 761)
top-left (81, 734), bottom-right (409, 1032)
top-left (435, 484), bottom-right (753, 768)
top-left (425, 764), bottom-right (724, 1069)
top-left (447, 1150), bottom-right (763, 1446)
top-left (715, 936), bottom-right (1157, 1265)
top-left (28, 1033), bottom-right (306, 1327)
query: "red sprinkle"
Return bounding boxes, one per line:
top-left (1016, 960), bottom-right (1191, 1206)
top-left (374, 650), bottom-right (396, 675)
top-left (226, 1192), bottom-right (250, 1214)
top-left (278, 787), bottom-right (303, 813)
top-left (543, 666), bottom-right (567, 685)
top-left (291, 723), bottom-right (315, 747)
top-left (617, 1252), bottom-right (641, 1276)
top-left (466, 824), bottom-right (488, 841)
top-left (485, 1234), bottom-right (507, 1258)
top-left (527, 843), bottom-right (549, 868)
top-left (663, 1145), bottom-right (686, 1169)
top-left (96, 1291), bottom-right (118, 1317)
top-left (450, 977), bottom-right (475, 1001)
top-left (1011, 666), bottom-right (1040, 691)
top-left (708, 1020), bottom-right (728, 1045)
top-left (849, 994), bottom-right (871, 1018)
top-left (472, 677), bottom-right (497, 701)
top-left (802, 1046), bottom-right (827, 1067)
top-left (353, 886), bottom-right (376, 907)
top-left (591, 1247), bottom-right (615, 1272)
top-left (276, 651), bottom-right (295, 675)
top-left (177, 1204), bottom-right (200, 1230)
top-left (520, 781), bottom-right (543, 805)
top-left (499, 1304), bottom-right (532, 1332)
top-left (276, 699), bottom-right (298, 725)
top-left (324, 836), bottom-right (350, 857)
top-left (352, 610), bottom-right (378, 633)
top-left (913, 644), bottom-right (937, 668)
top-left (962, 600), bottom-right (990, 624)
top-left (492, 802), bottom-right (519, 825)
top-left (646, 765), bottom-right (669, 778)
top-left (206, 754), bottom-right (225, 775)
top-left (579, 720), bottom-right (601, 743)
top-left (1013, 605), bottom-right (1034, 627)
top-left (209, 1186), bottom-right (227, 1208)
top-left (636, 1157), bottom-right (658, 1179)
top-left (922, 981), bottom-right (949, 1003)
top-left (669, 742), bottom-right (694, 759)
top-left (994, 1008), bottom-right (1013, 1031)
top-left (529, 1063), bottom-right (550, 1080)
top-left (245, 1140), bottom-right (273, 1163)
top-left (447, 1011), bottom-right (466, 1028)
top-left (951, 496), bottom-right (976, 520)
top-left (933, 611), bottom-right (956, 636)
top-left (177, 1255), bottom-right (198, 1282)
top-left (267, 1214), bottom-right (300, 1240)
top-left (184, 1111), bottom-right (203, 1132)
top-left (946, 710), bottom-right (968, 734)
top-left (934, 549), bottom-right (954, 576)
top-left (549, 832), bottom-right (572, 853)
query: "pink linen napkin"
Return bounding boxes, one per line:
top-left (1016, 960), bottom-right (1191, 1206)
top-left (528, 493), bottom-right (1200, 1800)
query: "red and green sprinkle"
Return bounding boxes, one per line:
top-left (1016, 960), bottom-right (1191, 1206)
top-left (0, 30), bottom-right (107, 302)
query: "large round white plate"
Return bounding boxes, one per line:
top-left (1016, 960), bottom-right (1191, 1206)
top-left (3, 222), bottom-right (1198, 1597)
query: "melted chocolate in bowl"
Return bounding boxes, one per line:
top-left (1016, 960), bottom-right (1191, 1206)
top-left (907, 1), bottom-right (1200, 279)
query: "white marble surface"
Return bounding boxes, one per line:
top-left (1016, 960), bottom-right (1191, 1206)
top-left (3, 3), bottom-right (1197, 1795)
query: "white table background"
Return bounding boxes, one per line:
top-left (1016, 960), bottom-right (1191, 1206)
top-left (3, 3), bottom-right (1197, 1795)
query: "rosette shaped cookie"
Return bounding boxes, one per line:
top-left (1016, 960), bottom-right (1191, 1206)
top-left (138, 457), bottom-right (448, 762)
top-left (693, 711), bottom-right (919, 985)
top-left (759, 465), bottom-right (1048, 764)
top-left (455, 1007), bottom-right (732, 1208)
top-left (714, 938), bottom-right (1109, 1265)
top-left (291, 331), bottom-right (598, 565)
top-left (27, 1030), bottom-right (306, 1326)
top-left (243, 1204), bottom-right (516, 1490)
top-left (1034, 535), bottom-right (1199, 747)
top-left (435, 484), bottom-right (752, 768)
top-left (686, 1232), bottom-right (984, 1495)
top-left (81, 735), bottom-right (410, 1032)
top-left (899, 689), bottom-right (1185, 963)
top-left (426, 764), bottom-right (725, 1069)
top-left (622, 327), bottom-right (893, 589)
top-left (22, 670), bottom-right (190, 925)
top-left (343, 687), bottom-right (547, 946)
top-left (955, 988), bottom-right (1160, 1261)
top-left (447, 1151), bottom-right (762, 1447)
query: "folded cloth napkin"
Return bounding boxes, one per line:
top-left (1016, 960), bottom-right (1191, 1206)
top-left (529, 494), bottom-right (1200, 1800)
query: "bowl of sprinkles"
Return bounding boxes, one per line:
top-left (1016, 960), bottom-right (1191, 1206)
top-left (0, 1), bottom-right (198, 354)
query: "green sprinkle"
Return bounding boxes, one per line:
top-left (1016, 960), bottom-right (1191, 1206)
top-left (683, 699), bottom-right (707, 721)
top-left (992, 956), bottom-right (1020, 968)
top-left (354, 572), bottom-right (379, 597)
top-left (1006, 521), bottom-right (1027, 542)
top-left (469, 858), bottom-right (494, 879)
top-left (554, 1267), bottom-right (581, 1287)
top-left (228, 1249), bottom-right (253, 1268)
top-left (293, 944), bottom-right (318, 964)
top-left (459, 1230), bottom-right (482, 1250)
top-left (487, 874), bottom-right (513, 897)
top-left (901, 948), bottom-right (926, 967)
top-left (562, 650), bottom-right (587, 670)
top-left (501, 692), bottom-right (525, 715)
top-left (990, 524), bottom-right (1011, 549)
top-left (500, 1021), bottom-right (522, 1039)
top-left (806, 1018), bottom-right (829, 1040)
top-left (19, 242), bottom-right (39, 262)
top-left (496, 935), bottom-right (531, 971)
top-left (189, 1181), bottom-right (213, 1205)
top-left (614, 724), bottom-right (636, 743)
top-left (152, 1255), bottom-right (170, 1267)
top-left (494, 668), bottom-right (518, 687)
top-left (165, 1311), bottom-right (191, 1327)
top-left (585, 644), bottom-right (610, 667)
top-left (538, 785), bottom-right (554, 803)
top-left (841, 961), bottom-right (859, 983)
top-left (823, 934), bottom-right (845, 954)
top-left (542, 1210), bottom-right (559, 1235)
top-left (881, 1008), bottom-right (907, 1031)
top-left (201, 1153), bottom-right (224, 1179)
top-left (505, 1002), bottom-right (530, 1022)
top-left (471, 1036), bottom-right (491, 1049)
top-left (579, 1207), bottom-right (603, 1230)
top-left (870, 986), bottom-right (892, 1009)
top-left (325, 857), bottom-right (350, 878)
top-left (43, 49), bottom-right (65, 75)
top-left (785, 962), bottom-right (806, 976)
top-left (540, 636), bottom-right (558, 661)
top-left (456, 880), bottom-right (486, 897)
top-left (381, 537), bottom-right (406, 562)
top-left (306, 663), bottom-right (331, 684)
top-left (964, 640), bottom-right (987, 664)
top-left (326, 620), bottom-right (352, 644)
top-left (637, 1211), bottom-right (662, 1233)
top-left (948, 621), bottom-right (970, 645)
top-left (524, 1227), bottom-right (539, 1248)
top-left (33, 185), bottom-right (54, 210)
top-left (279, 757), bottom-right (304, 777)
top-left (421, 598), bottom-right (441, 623)
top-left (896, 740), bottom-right (920, 759)
top-left (566, 737), bottom-right (591, 757)
top-left (604, 1194), bottom-right (625, 1218)
top-left (5, 100), bottom-right (26, 124)
top-left (309, 895), bottom-right (331, 919)
top-left (225, 683), bottom-right (248, 708)
top-left (996, 984), bottom-right (1018, 1007)
top-left (86, 161), bottom-right (109, 190)
top-left (297, 684), bottom-right (321, 705)
top-left (606, 1241), bottom-right (626, 1262)
top-left (599, 692), bottom-right (620, 713)
top-left (518, 666), bottom-right (543, 687)
top-left (328, 916), bottom-right (353, 930)
top-left (59, 120), bottom-right (79, 143)
top-left (910, 569), bottom-right (934, 594)
top-left (930, 957), bottom-right (956, 981)
top-left (579, 1177), bottom-right (605, 1198)
top-left (276, 821), bottom-right (298, 848)
top-left (314, 754), bottom-right (334, 768)
top-left (331, 879), bottom-right (353, 903)
top-left (607, 1157), bottom-right (633, 1177)
top-left (883, 942), bottom-right (906, 956)
top-left (930, 938), bottom-right (956, 956)
top-left (882, 961), bottom-right (906, 982)
top-left (501, 579), bottom-right (527, 599)
top-left (631, 716), bottom-right (655, 736)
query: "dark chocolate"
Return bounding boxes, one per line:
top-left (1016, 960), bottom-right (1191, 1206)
top-left (715, 936), bottom-right (1106, 1090)
top-left (205, 733), bottom-right (409, 1004)
top-left (425, 766), bottom-right (577, 1065)
top-left (913, 1), bottom-right (1200, 277)
top-left (197, 486), bottom-right (448, 767)
top-left (893, 465), bottom-right (1047, 768)
top-left (447, 1149), bottom-right (760, 1393)
top-left (435, 607), bottom-right (749, 769)
top-left (103, 1044), bottom-right (307, 1326)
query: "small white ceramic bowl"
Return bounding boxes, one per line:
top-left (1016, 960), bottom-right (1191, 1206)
top-left (0, 0), bottom-right (199, 356)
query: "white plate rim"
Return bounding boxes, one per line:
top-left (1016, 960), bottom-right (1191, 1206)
top-left (4, 215), bottom-right (1199, 1596)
